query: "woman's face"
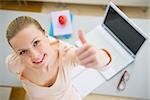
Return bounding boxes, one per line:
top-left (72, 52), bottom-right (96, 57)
top-left (9, 24), bottom-right (53, 70)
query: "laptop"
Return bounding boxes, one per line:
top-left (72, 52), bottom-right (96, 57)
top-left (72, 1), bottom-right (149, 98)
top-left (74, 1), bottom-right (149, 81)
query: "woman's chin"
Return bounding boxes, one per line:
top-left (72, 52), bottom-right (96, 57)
top-left (41, 65), bottom-right (48, 72)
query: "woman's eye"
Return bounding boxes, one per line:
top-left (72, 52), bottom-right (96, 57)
top-left (19, 50), bottom-right (27, 55)
top-left (33, 40), bottom-right (40, 47)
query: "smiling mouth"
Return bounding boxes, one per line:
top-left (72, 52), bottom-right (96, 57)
top-left (33, 54), bottom-right (45, 64)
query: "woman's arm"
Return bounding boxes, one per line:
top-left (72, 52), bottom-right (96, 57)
top-left (62, 30), bottom-right (112, 70)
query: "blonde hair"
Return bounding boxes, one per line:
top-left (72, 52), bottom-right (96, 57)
top-left (6, 16), bottom-right (45, 46)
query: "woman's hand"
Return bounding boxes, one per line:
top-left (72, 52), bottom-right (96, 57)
top-left (75, 30), bottom-right (99, 68)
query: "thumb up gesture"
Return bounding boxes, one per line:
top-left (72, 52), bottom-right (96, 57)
top-left (75, 30), bottom-right (99, 67)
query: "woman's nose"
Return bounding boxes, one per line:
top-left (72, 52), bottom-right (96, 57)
top-left (29, 48), bottom-right (40, 61)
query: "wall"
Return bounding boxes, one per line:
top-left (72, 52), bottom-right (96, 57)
top-left (26, 0), bottom-right (149, 7)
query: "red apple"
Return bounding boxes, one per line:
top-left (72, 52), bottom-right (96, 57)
top-left (58, 15), bottom-right (67, 25)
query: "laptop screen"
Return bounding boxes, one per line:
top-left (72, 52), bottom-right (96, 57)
top-left (103, 6), bottom-right (146, 55)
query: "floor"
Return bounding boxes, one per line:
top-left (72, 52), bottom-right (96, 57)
top-left (0, 87), bottom-right (12, 100)
top-left (5, 87), bottom-right (138, 100)
top-left (0, 1), bottom-right (149, 100)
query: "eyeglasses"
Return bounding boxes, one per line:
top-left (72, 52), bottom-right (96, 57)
top-left (117, 70), bottom-right (130, 91)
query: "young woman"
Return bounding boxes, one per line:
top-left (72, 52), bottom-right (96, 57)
top-left (5, 16), bottom-right (111, 100)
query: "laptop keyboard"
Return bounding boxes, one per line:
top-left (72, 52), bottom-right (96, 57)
top-left (99, 46), bottom-right (133, 80)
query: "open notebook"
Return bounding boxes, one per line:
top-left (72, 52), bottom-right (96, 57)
top-left (72, 1), bottom-right (149, 98)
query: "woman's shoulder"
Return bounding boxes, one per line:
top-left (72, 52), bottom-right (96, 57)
top-left (48, 36), bottom-right (73, 54)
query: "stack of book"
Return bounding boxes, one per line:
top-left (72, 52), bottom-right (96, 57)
top-left (49, 10), bottom-right (73, 39)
